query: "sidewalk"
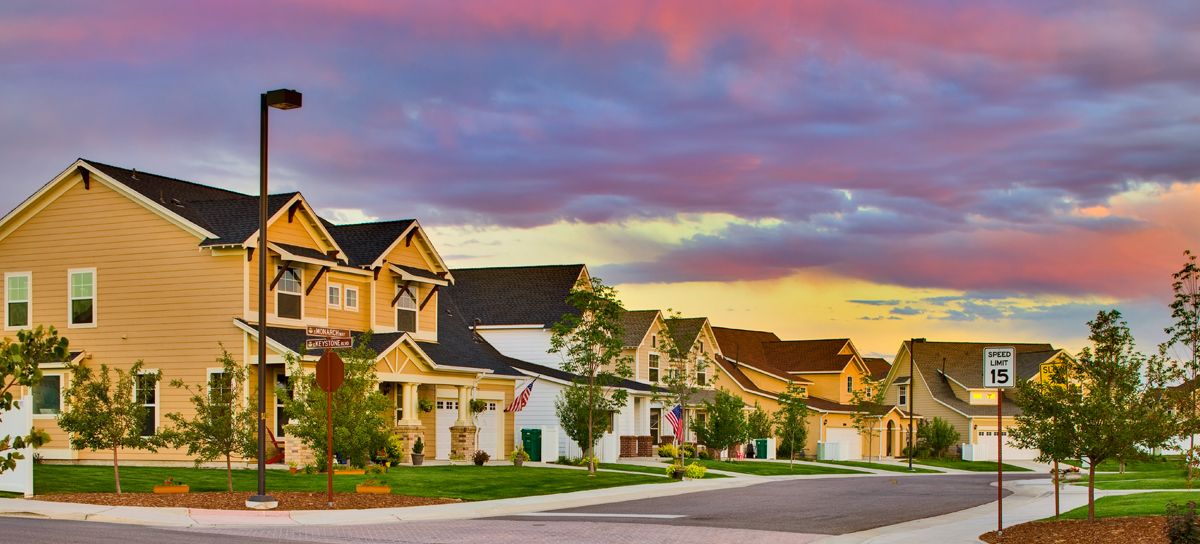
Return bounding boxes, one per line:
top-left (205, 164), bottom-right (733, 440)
top-left (0, 474), bottom-right (763, 528)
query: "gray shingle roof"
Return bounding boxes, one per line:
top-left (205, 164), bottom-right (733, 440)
top-left (325, 220), bottom-right (416, 267)
top-left (448, 265), bottom-right (586, 327)
top-left (620, 310), bottom-right (660, 348)
top-left (666, 317), bottom-right (707, 352)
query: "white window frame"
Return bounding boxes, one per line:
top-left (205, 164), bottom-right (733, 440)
top-left (344, 286), bottom-right (359, 312)
top-left (648, 353), bottom-right (660, 383)
top-left (5, 271), bottom-right (32, 331)
top-left (275, 265), bottom-right (304, 321)
top-left (328, 283), bottom-right (342, 309)
top-left (135, 370), bottom-right (159, 437)
top-left (395, 284), bottom-right (418, 332)
top-left (31, 371), bottom-right (63, 419)
top-left (696, 367), bottom-right (706, 386)
top-left (206, 368), bottom-right (234, 397)
top-left (67, 267), bottom-right (97, 328)
top-left (899, 385), bottom-right (908, 406)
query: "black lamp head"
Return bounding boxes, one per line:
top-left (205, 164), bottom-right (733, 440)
top-left (265, 88), bottom-right (302, 110)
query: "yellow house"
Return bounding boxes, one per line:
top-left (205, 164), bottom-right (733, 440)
top-left (0, 159), bottom-right (527, 466)
top-left (879, 340), bottom-right (1070, 461)
top-left (711, 327), bottom-right (917, 460)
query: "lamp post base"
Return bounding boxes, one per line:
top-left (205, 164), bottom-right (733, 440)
top-left (245, 495), bottom-right (279, 510)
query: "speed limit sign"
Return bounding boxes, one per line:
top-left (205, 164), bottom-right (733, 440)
top-left (983, 346), bottom-right (1016, 388)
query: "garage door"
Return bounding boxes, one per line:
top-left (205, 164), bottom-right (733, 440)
top-left (973, 429), bottom-right (1038, 461)
top-left (476, 401), bottom-right (499, 459)
top-left (436, 399), bottom-right (458, 459)
top-left (826, 428), bottom-right (862, 461)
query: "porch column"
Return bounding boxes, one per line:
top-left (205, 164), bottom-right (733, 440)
top-left (450, 385), bottom-right (478, 459)
top-left (394, 382), bottom-right (424, 463)
top-left (402, 383), bottom-right (420, 425)
top-left (456, 385), bottom-right (471, 426)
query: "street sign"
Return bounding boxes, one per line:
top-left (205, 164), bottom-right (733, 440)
top-left (306, 326), bottom-right (350, 338)
top-left (983, 346), bottom-right (1016, 389)
top-left (315, 350), bottom-right (345, 393)
top-left (306, 337), bottom-right (353, 350)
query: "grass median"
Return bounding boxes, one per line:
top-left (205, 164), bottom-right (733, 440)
top-left (1057, 491), bottom-right (1200, 520)
top-left (904, 458), bottom-right (1031, 472)
top-left (595, 462), bottom-right (728, 478)
top-left (31, 463), bottom-right (666, 501)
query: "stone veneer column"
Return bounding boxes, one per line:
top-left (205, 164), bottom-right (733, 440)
top-left (451, 385), bottom-right (477, 459)
top-left (394, 382), bottom-right (424, 463)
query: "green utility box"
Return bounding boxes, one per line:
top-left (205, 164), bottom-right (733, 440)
top-left (755, 439), bottom-right (769, 459)
top-left (521, 428), bottom-right (542, 462)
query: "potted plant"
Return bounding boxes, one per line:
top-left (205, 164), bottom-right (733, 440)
top-left (153, 477), bottom-right (189, 494)
top-left (665, 463), bottom-right (685, 480)
top-left (355, 478), bottom-right (392, 495)
top-left (509, 447), bottom-right (530, 467)
top-left (473, 449), bottom-right (490, 466)
top-left (288, 461), bottom-right (299, 475)
top-left (411, 436), bottom-right (425, 466)
top-left (418, 399), bottom-right (434, 413)
top-left (470, 399), bottom-right (488, 414)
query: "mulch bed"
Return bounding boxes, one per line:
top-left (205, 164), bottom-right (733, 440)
top-left (32, 492), bottom-right (460, 511)
top-left (981, 516), bottom-right (1167, 544)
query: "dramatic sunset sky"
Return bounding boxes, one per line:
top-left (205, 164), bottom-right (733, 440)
top-left (2, 1), bottom-right (1198, 358)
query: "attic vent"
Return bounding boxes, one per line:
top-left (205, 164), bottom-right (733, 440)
top-left (131, 169), bottom-right (139, 180)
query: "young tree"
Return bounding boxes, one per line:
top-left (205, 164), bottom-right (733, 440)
top-left (746, 402), bottom-right (773, 441)
top-left (58, 361), bottom-right (162, 493)
top-left (280, 335), bottom-right (391, 468)
top-left (652, 311), bottom-right (709, 467)
top-left (775, 381), bottom-right (810, 466)
top-left (549, 277), bottom-right (633, 475)
top-left (1026, 310), bottom-right (1179, 521)
top-left (161, 347), bottom-right (256, 491)
top-left (918, 417), bottom-right (961, 458)
top-left (849, 375), bottom-right (887, 462)
top-left (0, 326), bottom-right (68, 474)
top-left (1165, 250), bottom-right (1200, 480)
top-left (1009, 367), bottom-right (1078, 517)
top-left (693, 389), bottom-right (746, 461)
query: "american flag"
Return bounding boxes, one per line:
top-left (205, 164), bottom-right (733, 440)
top-left (505, 377), bottom-right (538, 413)
top-left (664, 404), bottom-right (683, 443)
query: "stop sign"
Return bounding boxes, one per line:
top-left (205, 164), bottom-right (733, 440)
top-left (315, 350), bottom-right (345, 393)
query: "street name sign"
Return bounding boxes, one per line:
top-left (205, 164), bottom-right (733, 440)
top-left (983, 346), bottom-right (1016, 389)
top-left (306, 326), bottom-right (350, 338)
top-left (306, 337), bottom-right (353, 350)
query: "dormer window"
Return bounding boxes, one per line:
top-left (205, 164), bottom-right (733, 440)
top-left (396, 284), bottom-right (417, 333)
top-left (277, 267), bottom-right (302, 320)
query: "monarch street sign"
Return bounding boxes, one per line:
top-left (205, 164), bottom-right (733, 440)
top-left (306, 326), bottom-right (350, 339)
top-left (983, 346), bottom-right (1016, 389)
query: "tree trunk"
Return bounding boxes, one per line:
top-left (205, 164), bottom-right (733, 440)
top-left (586, 375), bottom-right (595, 476)
top-left (112, 444), bottom-right (122, 495)
top-left (226, 454), bottom-right (234, 492)
top-left (1119, 458), bottom-right (1125, 474)
top-left (1087, 461), bottom-right (1096, 522)
top-left (1053, 459), bottom-right (1060, 518)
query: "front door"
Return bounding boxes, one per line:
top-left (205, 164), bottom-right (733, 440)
top-left (650, 408), bottom-right (662, 444)
top-left (886, 420), bottom-right (894, 457)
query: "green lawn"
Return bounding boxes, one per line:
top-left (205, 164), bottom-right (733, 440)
top-left (1058, 491), bottom-right (1200, 520)
top-left (814, 460), bottom-right (942, 473)
top-left (1062, 457), bottom-right (1184, 473)
top-left (905, 458), bottom-right (1032, 472)
top-left (664, 458), bottom-right (865, 476)
top-left (1062, 457), bottom-right (1190, 490)
top-left (31, 463), bottom-right (665, 501)
top-left (596, 463), bottom-right (728, 478)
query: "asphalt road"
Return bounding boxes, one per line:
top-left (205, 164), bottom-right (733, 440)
top-left (498, 472), bottom-right (1047, 535)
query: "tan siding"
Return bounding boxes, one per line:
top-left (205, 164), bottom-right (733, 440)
top-left (327, 275), bottom-right (370, 331)
top-left (0, 176), bottom-right (243, 462)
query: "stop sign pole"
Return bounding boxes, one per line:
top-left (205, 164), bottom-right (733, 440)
top-left (984, 347), bottom-right (1016, 539)
top-left (316, 347), bottom-right (346, 508)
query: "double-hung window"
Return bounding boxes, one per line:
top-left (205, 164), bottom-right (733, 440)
top-left (344, 287), bottom-right (359, 312)
top-left (648, 354), bottom-right (660, 382)
top-left (135, 373), bottom-right (158, 436)
top-left (32, 374), bottom-right (61, 416)
top-left (68, 269), bottom-right (95, 327)
top-left (276, 267), bottom-right (302, 319)
top-left (328, 284), bottom-right (341, 309)
top-left (899, 385), bottom-right (908, 406)
top-left (396, 284), bottom-right (417, 333)
top-left (5, 272), bottom-right (30, 329)
top-left (846, 376), bottom-right (853, 393)
top-left (696, 367), bottom-right (706, 386)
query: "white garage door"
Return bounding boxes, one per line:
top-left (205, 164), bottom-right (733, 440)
top-left (827, 428), bottom-right (862, 460)
top-left (974, 430), bottom-right (1038, 461)
top-left (476, 401), bottom-right (499, 459)
top-left (436, 399), bottom-right (458, 459)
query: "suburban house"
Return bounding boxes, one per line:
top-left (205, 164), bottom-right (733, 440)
top-left (711, 327), bottom-right (915, 460)
top-left (879, 340), bottom-right (1071, 461)
top-left (0, 159), bottom-right (529, 466)
top-left (446, 264), bottom-right (653, 462)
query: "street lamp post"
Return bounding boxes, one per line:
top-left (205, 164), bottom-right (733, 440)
top-left (248, 88), bottom-right (302, 510)
top-left (908, 337), bottom-right (925, 472)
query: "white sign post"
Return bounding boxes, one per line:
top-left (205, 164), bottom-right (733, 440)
top-left (984, 346), bottom-right (1016, 539)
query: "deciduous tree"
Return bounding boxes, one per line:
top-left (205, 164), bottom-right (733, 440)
top-left (0, 326), bottom-right (67, 474)
top-left (918, 417), bottom-right (960, 459)
top-left (693, 389), bottom-right (746, 461)
top-left (849, 376), bottom-right (887, 462)
top-left (652, 311), bottom-right (709, 467)
top-left (775, 382), bottom-right (810, 466)
top-left (746, 402), bottom-right (773, 441)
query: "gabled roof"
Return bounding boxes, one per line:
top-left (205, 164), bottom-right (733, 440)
top-left (620, 310), bottom-right (661, 348)
top-left (191, 193), bottom-right (300, 246)
top-left (711, 327), bottom-right (781, 367)
top-left (761, 339), bottom-right (855, 373)
top-left (864, 357), bottom-right (891, 381)
top-left (712, 355), bottom-right (779, 398)
top-left (666, 317), bottom-right (708, 352)
top-left (325, 220), bottom-right (416, 267)
top-left (448, 264), bottom-right (587, 328)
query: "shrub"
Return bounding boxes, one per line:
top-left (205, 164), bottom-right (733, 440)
top-left (1167, 501), bottom-right (1200, 544)
top-left (684, 462), bottom-right (707, 479)
top-left (657, 444), bottom-right (678, 458)
top-left (365, 464), bottom-right (386, 475)
top-left (918, 417), bottom-right (960, 458)
top-left (665, 463), bottom-right (684, 478)
top-left (472, 449), bottom-right (490, 466)
top-left (902, 444), bottom-right (933, 459)
top-left (697, 448), bottom-right (713, 460)
top-left (302, 463), bottom-right (319, 475)
top-left (412, 436), bottom-right (425, 455)
top-left (509, 448), bottom-right (530, 464)
top-left (577, 456), bottom-right (599, 467)
top-left (556, 455), bottom-right (573, 464)
top-left (681, 443), bottom-right (697, 458)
